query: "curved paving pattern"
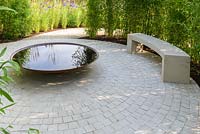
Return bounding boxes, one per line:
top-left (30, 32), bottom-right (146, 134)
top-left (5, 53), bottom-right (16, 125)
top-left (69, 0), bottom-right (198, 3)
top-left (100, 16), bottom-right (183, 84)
top-left (0, 29), bottom-right (200, 134)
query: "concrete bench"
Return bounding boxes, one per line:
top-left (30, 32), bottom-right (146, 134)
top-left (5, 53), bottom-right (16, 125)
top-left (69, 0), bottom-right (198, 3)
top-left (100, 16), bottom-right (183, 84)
top-left (127, 33), bottom-right (190, 84)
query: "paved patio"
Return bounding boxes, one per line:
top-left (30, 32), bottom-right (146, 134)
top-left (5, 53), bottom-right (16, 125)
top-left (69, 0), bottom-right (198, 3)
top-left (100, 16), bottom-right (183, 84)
top-left (0, 28), bottom-right (200, 134)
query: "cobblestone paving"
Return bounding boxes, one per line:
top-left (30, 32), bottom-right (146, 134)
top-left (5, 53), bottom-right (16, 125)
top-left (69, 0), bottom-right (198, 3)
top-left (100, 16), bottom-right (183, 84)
top-left (0, 29), bottom-right (200, 134)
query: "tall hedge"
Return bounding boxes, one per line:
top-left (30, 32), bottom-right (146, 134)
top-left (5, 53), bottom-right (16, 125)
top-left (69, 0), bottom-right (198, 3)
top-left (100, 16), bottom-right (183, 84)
top-left (0, 0), bottom-right (31, 39)
top-left (86, 0), bottom-right (102, 37)
top-left (0, 0), bottom-right (87, 39)
top-left (86, 0), bottom-right (200, 63)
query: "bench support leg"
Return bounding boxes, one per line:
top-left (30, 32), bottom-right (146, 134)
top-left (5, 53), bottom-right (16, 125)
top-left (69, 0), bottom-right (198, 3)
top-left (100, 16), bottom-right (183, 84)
top-left (162, 56), bottom-right (190, 84)
top-left (127, 40), bottom-right (138, 54)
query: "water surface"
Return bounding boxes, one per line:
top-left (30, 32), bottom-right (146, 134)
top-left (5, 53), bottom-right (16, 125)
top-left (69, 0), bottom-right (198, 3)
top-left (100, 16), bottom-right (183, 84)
top-left (12, 43), bottom-right (98, 72)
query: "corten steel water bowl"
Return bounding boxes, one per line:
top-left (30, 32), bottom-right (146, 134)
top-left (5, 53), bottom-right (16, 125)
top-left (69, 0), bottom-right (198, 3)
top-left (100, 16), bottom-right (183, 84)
top-left (11, 42), bottom-right (99, 73)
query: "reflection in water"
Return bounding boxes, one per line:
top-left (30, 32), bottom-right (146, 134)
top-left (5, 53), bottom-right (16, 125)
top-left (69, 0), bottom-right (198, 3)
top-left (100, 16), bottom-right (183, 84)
top-left (12, 43), bottom-right (98, 72)
top-left (14, 49), bottom-right (30, 66)
top-left (72, 47), bottom-right (96, 67)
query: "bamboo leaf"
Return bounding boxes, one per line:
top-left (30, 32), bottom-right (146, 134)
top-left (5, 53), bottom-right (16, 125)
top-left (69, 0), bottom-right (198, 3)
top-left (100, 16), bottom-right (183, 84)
top-left (7, 60), bottom-right (21, 73)
top-left (0, 103), bottom-right (15, 114)
top-left (0, 88), bottom-right (14, 102)
top-left (2, 67), bottom-right (8, 77)
top-left (0, 75), bottom-right (13, 83)
top-left (0, 79), bottom-right (8, 86)
top-left (0, 48), bottom-right (7, 58)
top-left (0, 6), bottom-right (17, 13)
top-left (0, 127), bottom-right (9, 134)
top-left (28, 128), bottom-right (40, 134)
top-left (8, 125), bottom-right (13, 129)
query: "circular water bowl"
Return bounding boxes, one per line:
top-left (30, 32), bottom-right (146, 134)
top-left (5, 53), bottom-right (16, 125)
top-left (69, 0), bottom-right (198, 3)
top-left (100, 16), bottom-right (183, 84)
top-left (11, 42), bottom-right (98, 73)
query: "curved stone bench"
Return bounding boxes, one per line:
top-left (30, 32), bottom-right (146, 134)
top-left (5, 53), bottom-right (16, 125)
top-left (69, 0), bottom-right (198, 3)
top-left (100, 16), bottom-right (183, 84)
top-left (127, 33), bottom-right (190, 84)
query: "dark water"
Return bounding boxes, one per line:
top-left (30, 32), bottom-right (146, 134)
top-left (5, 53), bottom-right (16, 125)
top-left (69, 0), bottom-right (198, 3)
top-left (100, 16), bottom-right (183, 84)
top-left (12, 43), bottom-right (98, 72)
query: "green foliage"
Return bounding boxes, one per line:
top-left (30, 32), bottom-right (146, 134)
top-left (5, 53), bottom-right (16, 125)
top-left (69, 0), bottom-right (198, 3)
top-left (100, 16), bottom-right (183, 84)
top-left (100, 0), bottom-right (124, 37)
top-left (86, 0), bottom-right (102, 37)
top-left (122, 0), bottom-right (165, 37)
top-left (40, 9), bottom-right (50, 32)
top-left (0, 0), bottom-right (32, 39)
top-left (0, 11), bottom-right (19, 134)
top-left (76, 6), bottom-right (86, 27)
top-left (29, 0), bottom-right (86, 31)
top-left (85, 0), bottom-right (200, 63)
top-left (102, 0), bottom-right (115, 36)
top-left (0, 48), bottom-right (40, 134)
top-left (60, 4), bottom-right (85, 28)
top-left (0, 0), bottom-right (87, 38)
top-left (0, 48), bottom-right (20, 134)
top-left (68, 7), bottom-right (78, 27)
top-left (0, 6), bottom-right (17, 13)
top-left (164, 0), bottom-right (200, 63)
top-left (30, 2), bottom-right (41, 33)
top-left (28, 128), bottom-right (40, 134)
top-left (0, 125), bottom-right (13, 134)
top-left (166, 0), bottom-right (189, 46)
top-left (52, 3), bottom-right (61, 29)
top-left (60, 5), bottom-right (69, 28)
